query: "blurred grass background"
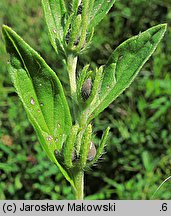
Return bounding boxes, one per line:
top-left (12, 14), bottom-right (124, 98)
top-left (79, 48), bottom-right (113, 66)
top-left (0, 0), bottom-right (171, 199)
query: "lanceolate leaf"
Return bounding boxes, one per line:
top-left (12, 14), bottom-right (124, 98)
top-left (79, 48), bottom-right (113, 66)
top-left (89, 24), bottom-right (167, 120)
top-left (63, 124), bottom-right (79, 168)
top-left (80, 124), bottom-right (92, 167)
top-left (41, 0), bottom-right (67, 54)
top-left (88, 0), bottom-right (116, 31)
top-left (2, 25), bottom-right (74, 186)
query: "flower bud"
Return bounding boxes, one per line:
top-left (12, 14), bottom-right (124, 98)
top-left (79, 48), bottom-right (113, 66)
top-left (81, 78), bottom-right (92, 101)
top-left (71, 148), bottom-right (76, 162)
top-left (87, 142), bottom-right (96, 161)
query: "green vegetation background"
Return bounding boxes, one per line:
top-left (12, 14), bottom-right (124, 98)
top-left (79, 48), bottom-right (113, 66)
top-left (0, 0), bottom-right (171, 199)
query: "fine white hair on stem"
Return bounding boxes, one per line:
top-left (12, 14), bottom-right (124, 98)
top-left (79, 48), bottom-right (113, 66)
top-left (151, 175), bottom-right (171, 199)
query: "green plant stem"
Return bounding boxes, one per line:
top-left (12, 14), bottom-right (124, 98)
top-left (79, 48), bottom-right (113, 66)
top-left (73, 167), bottom-right (84, 200)
top-left (67, 54), bottom-right (78, 120)
top-left (67, 53), bottom-right (84, 199)
top-left (67, 54), bottom-right (77, 100)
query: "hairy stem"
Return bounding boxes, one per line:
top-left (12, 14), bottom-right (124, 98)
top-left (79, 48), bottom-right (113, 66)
top-left (67, 54), bottom-right (78, 121)
top-left (66, 54), bottom-right (84, 199)
top-left (73, 167), bottom-right (84, 200)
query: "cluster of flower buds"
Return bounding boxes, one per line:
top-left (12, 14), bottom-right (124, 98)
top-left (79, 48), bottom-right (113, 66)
top-left (63, 0), bottom-right (94, 54)
top-left (54, 123), bottom-right (109, 170)
top-left (42, 0), bottom-right (116, 58)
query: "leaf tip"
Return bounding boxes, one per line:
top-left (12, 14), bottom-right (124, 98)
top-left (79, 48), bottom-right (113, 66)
top-left (155, 23), bottom-right (167, 40)
top-left (161, 23), bottom-right (167, 32)
top-left (158, 23), bottom-right (167, 31)
top-left (2, 24), bottom-right (8, 29)
top-left (154, 23), bottom-right (167, 34)
top-left (2, 25), bottom-right (13, 39)
top-left (2, 24), bottom-right (10, 32)
top-left (107, 126), bottom-right (110, 132)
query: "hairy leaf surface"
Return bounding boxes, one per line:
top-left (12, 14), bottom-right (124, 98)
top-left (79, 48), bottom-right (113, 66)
top-left (2, 25), bottom-right (74, 186)
top-left (89, 0), bottom-right (116, 31)
top-left (89, 24), bottom-right (167, 120)
top-left (41, 0), bottom-right (67, 53)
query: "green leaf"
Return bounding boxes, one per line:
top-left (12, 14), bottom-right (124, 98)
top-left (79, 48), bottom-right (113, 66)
top-left (76, 0), bottom-right (90, 51)
top-left (68, 14), bottom-right (82, 50)
top-left (2, 25), bottom-right (74, 187)
top-left (85, 66), bottom-right (104, 106)
top-left (89, 24), bottom-right (167, 120)
top-left (100, 63), bottom-right (116, 96)
top-left (72, 0), bottom-right (80, 14)
top-left (80, 124), bottom-right (92, 168)
top-left (63, 124), bottom-right (79, 168)
top-left (41, 0), bottom-right (67, 54)
top-left (88, 0), bottom-right (116, 31)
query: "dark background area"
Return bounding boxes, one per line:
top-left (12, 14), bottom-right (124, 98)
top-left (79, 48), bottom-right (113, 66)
top-left (0, 0), bottom-right (171, 199)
